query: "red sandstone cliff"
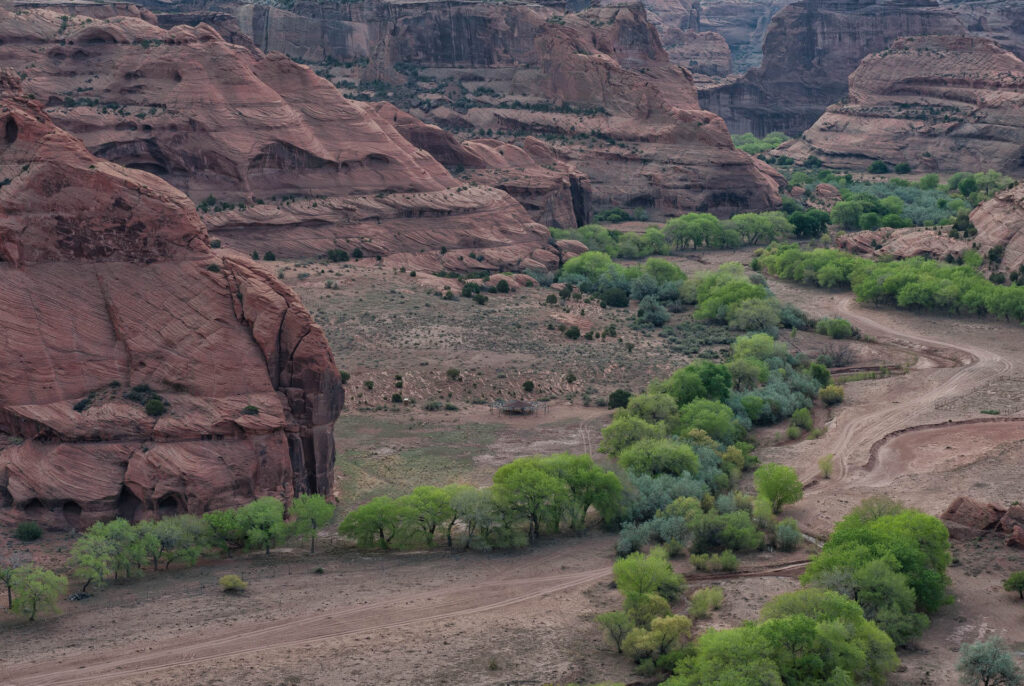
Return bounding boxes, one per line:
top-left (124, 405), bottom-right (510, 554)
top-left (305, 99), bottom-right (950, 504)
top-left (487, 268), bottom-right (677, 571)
top-left (699, 0), bottom-right (966, 136)
top-left (124, 0), bottom-right (782, 218)
top-left (0, 72), bottom-right (342, 527)
top-left (783, 36), bottom-right (1024, 174)
top-left (0, 7), bottom-right (559, 267)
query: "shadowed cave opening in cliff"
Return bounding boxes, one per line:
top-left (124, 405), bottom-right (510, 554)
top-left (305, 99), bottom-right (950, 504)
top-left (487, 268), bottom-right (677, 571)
top-left (116, 486), bottom-right (144, 523)
top-left (62, 500), bottom-right (83, 529)
top-left (3, 116), bottom-right (16, 146)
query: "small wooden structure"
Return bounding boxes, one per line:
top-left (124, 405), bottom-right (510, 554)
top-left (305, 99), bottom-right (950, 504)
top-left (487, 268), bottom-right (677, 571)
top-left (490, 399), bottom-right (549, 415)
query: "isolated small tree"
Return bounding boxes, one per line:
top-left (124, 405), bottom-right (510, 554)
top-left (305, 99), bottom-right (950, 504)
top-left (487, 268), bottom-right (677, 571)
top-left (1004, 571), bottom-right (1024, 600)
top-left (818, 454), bottom-right (835, 479)
top-left (820, 384), bottom-right (844, 405)
top-left (289, 494), bottom-right (336, 554)
top-left (522, 380), bottom-right (535, 393)
top-left (11, 566), bottom-right (67, 621)
top-left (596, 610), bottom-right (634, 653)
top-left (754, 463), bottom-right (803, 513)
top-left (957, 637), bottom-right (1023, 686)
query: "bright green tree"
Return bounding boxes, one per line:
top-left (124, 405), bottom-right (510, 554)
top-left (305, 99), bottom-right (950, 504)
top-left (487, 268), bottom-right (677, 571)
top-left (68, 528), bottom-right (114, 592)
top-left (338, 496), bottom-right (407, 549)
top-left (11, 566), bottom-right (67, 621)
top-left (596, 610), bottom-right (635, 653)
top-left (238, 497), bottom-right (287, 554)
top-left (1004, 571), bottom-right (1024, 600)
top-left (397, 486), bottom-right (453, 547)
top-left (613, 548), bottom-right (684, 602)
top-left (535, 453), bottom-right (622, 531)
top-left (753, 463), bottom-right (804, 513)
top-left (492, 458), bottom-right (568, 542)
top-left (289, 494), bottom-right (336, 554)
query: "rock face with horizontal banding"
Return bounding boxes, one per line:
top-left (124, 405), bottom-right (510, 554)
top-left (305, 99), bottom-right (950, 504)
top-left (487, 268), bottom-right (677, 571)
top-left (698, 0), bottom-right (966, 135)
top-left (782, 36), bottom-right (1024, 175)
top-left (126, 0), bottom-right (782, 218)
top-left (0, 71), bottom-right (342, 528)
top-left (0, 6), bottom-right (558, 269)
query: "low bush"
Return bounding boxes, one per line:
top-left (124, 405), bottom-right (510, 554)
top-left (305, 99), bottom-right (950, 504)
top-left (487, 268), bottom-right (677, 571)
top-left (219, 574), bottom-right (248, 593)
top-left (15, 521), bottom-right (43, 542)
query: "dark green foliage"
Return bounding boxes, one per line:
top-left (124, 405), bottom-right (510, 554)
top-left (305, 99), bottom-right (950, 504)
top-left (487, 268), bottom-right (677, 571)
top-left (609, 389), bottom-right (632, 409)
top-left (326, 248), bottom-right (349, 262)
top-left (868, 160), bottom-right (890, 174)
top-left (263, 251), bottom-right (276, 261)
top-left (564, 325), bottom-right (581, 339)
top-left (144, 397), bottom-right (166, 417)
top-left (14, 521), bottom-right (43, 542)
top-left (242, 405), bottom-right (259, 415)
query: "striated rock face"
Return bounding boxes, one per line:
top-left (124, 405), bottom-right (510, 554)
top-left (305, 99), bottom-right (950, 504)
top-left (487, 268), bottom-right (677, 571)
top-left (134, 0), bottom-right (780, 218)
top-left (378, 2), bottom-right (780, 217)
top-left (0, 73), bottom-right (343, 527)
top-left (663, 29), bottom-right (733, 78)
top-left (0, 7), bottom-right (556, 268)
top-left (373, 103), bottom-right (591, 229)
top-left (699, 0), bottom-right (966, 135)
top-left (783, 36), bottom-right (1024, 174)
top-left (940, 0), bottom-right (1024, 61)
top-left (970, 185), bottom-right (1024, 275)
top-left (698, 0), bottom-right (795, 72)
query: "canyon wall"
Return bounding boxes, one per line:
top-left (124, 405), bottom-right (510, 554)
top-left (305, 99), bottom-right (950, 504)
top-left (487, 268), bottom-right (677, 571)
top-left (698, 0), bottom-right (967, 136)
top-left (125, 0), bottom-right (781, 218)
top-left (0, 7), bottom-right (562, 266)
top-left (0, 72), bottom-right (343, 527)
top-left (782, 36), bottom-right (1024, 174)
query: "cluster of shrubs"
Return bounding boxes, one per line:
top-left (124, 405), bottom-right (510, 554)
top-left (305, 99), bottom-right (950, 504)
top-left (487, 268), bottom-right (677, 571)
top-left (786, 168), bottom-right (1013, 229)
top-left (642, 496), bottom-right (953, 684)
top-left (605, 333), bottom-right (832, 563)
top-left (756, 244), bottom-right (1024, 321)
top-left (338, 454), bottom-right (621, 551)
top-left (550, 224), bottom-right (671, 259)
top-left (65, 494), bottom-right (335, 593)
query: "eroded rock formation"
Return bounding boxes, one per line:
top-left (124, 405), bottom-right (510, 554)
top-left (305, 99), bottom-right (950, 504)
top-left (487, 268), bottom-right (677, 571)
top-left (0, 72), bottom-right (343, 527)
top-left (0, 7), bottom-right (557, 267)
top-left (372, 103), bottom-right (591, 229)
top-left (699, 0), bottom-right (966, 135)
top-left (127, 0), bottom-right (781, 218)
top-left (783, 36), bottom-right (1024, 174)
top-left (970, 184), bottom-right (1024, 275)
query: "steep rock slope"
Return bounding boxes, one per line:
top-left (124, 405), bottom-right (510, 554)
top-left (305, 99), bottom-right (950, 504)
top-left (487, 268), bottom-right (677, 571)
top-left (970, 185), bottom-right (1024, 276)
top-left (373, 103), bottom-right (591, 229)
top-left (367, 2), bottom-right (779, 217)
top-left (0, 72), bottom-right (343, 527)
top-left (133, 0), bottom-right (780, 217)
top-left (783, 36), bottom-right (1024, 174)
top-left (699, 0), bottom-right (966, 135)
top-left (698, 0), bottom-right (795, 72)
top-left (0, 8), bottom-right (558, 266)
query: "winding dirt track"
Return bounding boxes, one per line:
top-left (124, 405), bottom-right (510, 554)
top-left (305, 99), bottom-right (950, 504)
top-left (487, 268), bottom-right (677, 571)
top-left (787, 290), bottom-right (1022, 487)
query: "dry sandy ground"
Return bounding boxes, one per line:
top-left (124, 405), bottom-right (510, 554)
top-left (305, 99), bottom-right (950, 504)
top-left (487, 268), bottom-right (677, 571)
top-left (4, 253), bottom-right (1024, 684)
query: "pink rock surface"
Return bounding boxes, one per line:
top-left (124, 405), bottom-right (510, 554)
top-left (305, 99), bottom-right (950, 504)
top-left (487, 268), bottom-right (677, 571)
top-left (0, 72), bottom-right (342, 528)
top-left (784, 36), bottom-right (1024, 174)
top-left (0, 7), bottom-right (553, 270)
